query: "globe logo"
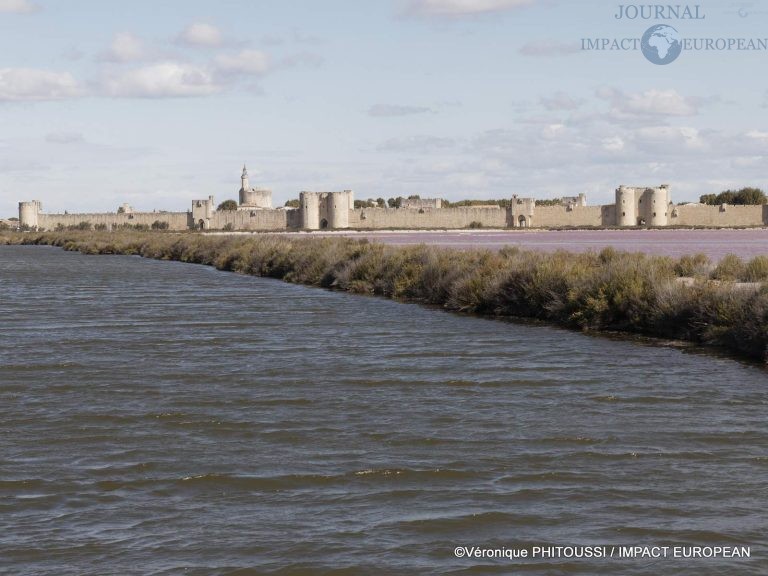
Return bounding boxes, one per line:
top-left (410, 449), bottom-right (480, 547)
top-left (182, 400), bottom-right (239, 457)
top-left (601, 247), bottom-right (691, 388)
top-left (641, 24), bottom-right (683, 65)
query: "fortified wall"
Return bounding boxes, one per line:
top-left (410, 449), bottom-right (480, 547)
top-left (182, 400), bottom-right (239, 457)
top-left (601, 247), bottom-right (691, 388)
top-left (17, 174), bottom-right (768, 231)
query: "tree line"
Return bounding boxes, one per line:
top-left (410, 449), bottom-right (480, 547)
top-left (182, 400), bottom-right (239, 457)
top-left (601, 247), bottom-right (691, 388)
top-left (699, 187), bottom-right (766, 206)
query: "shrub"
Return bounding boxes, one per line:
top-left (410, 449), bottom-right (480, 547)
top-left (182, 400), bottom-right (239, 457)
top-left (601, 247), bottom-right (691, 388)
top-left (151, 220), bottom-right (169, 230)
top-left (468, 221), bottom-right (483, 229)
top-left (711, 254), bottom-right (746, 281)
top-left (744, 256), bottom-right (768, 282)
top-left (675, 253), bottom-right (711, 277)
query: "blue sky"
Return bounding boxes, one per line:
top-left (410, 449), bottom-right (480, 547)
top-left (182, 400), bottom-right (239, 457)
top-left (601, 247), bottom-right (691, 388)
top-left (1, 0), bottom-right (767, 215)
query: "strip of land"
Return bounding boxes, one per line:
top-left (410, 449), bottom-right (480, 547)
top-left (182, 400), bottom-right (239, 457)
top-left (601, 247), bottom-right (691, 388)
top-left (3, 230), bottom-right (767, 363)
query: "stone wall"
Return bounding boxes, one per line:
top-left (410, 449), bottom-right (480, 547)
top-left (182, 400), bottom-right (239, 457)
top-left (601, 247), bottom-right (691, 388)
top-left (38, 212), bottom-right (190, 230)
top-left (349, 206), bottom-right (508, 229)
top-left (534, 205), bottom-right (614, 227)
top-left (672, 204), bottom-right (767, 227)
top-left (210, 209), bottom-right (290, 231)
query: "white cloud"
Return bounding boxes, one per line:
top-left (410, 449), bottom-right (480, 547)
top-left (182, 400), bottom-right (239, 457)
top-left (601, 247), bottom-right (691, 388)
top-left (0, 0), bottom-right (37, 13)
top-left (598, 87), bottom-right (697, 118)
top-left (634, 126), bottom-right (705, 149)
top-left (103, 32), bottom-right (145, 62)
top-left (402, 0), bottom-right (534, 17)
top-left (178, 23), bottom-right (222, 47)
top-left (0, 68), bottom-right (80, 101)
top-left (368, 104), bottom-right (432, 117)
top-left (214, 50), bottom-right (269, 75)
top-left (540, 91), bottom-right (584, 111)
top-left (745, 129), bottom-right (768, 141)
top-left (519, 40), bottom-right (580, 57)
top-left (103, 63), bottom-right (220, 98)
top-left (602, 136), bottom-right (625, 152)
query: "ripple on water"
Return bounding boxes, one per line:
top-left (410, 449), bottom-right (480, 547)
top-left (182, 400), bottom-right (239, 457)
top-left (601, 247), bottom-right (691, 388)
top-left (1, 246), bottom-right (767, 576)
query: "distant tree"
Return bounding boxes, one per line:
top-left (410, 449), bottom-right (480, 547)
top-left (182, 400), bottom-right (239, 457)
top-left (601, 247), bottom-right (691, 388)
top-left (217, 199), bottom-right (239, 211)
top-left (354, 199), bottom-right (376, 209)
top-left (700, 188), bottom-right (766, 206)
top-left (151, 220), bottom-right (169, 230)
top-left (117, 206), bottom-right (125, 214)
top-left (376, 197), bottom-right (386, 207)
top-left (407, 194), bottom-right (421, 200)
top-left (284, 199), bottom-right (300, 208)
top-left (534, 199), bottom-right (562, 206)
top-left (387, 197), bottom-right (402, 208)
top-left (735, 187), bottom-right (766, 205)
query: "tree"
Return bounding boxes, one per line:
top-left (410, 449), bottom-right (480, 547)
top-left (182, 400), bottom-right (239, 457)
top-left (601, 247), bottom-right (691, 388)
top-left (217, 199), bottom-right (239, 211)
top-left (284, 199), bottom-right (300, 208)
top-left (700, 188), bottom-right (766, 206)
top-left (735, 187), bottom-right (766, 205)
top-left (376, 197), bottom-right (386, 207)
top-left (387, 197), bottom-right (402, 208)
top-left (407, 194), bottom-right (421, 200)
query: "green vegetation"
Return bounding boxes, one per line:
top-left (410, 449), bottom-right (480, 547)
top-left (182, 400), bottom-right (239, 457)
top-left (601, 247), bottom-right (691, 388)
top-left (468, 221), bottom-right (483, 229)
top-left (217, 199), bottom-right (239, 211)
top-left (700, 187), bottom-right (767, 206)
top-left (2, 230), bottom-right (768, 363)
top-left (284, 199), bottom-right (300, 208)
top-left (354, 199), bottom-right (378, 209)
top-left (151, 220), bottom-right (169, 230)
top-left (533, 199), bottom-right (563, 206)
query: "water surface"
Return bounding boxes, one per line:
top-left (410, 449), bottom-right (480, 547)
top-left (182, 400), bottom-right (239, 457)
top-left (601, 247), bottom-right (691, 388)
top-left (1, 246), bottom-right (766, 575)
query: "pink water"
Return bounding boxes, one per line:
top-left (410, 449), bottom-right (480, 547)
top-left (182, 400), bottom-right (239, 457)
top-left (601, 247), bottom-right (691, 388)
top-left (283, 229), bottom-right (768, 260)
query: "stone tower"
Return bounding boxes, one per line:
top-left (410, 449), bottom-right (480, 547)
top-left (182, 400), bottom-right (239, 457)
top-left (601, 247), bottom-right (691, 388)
top-left (240, 164), bottom-right (249, 193)
top-left (238, 164), bottom-right (272, 209)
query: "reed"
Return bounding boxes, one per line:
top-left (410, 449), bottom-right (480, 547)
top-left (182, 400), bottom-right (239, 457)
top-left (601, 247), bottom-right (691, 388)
top-left (4, 230), bottom-right (768, 363)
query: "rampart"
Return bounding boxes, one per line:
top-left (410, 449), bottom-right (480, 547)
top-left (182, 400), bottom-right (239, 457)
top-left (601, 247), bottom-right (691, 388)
top-left (672, 204), bottom-right (767, 227)
top-left (37, 211), bottom-right (190, 230)
top-left (534, 205), bottom-right (614, 227)
top-left (350, 206), bottom-right (508, 229)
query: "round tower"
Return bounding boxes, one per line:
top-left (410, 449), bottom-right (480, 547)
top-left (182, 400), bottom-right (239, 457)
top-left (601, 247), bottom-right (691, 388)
top-left (19, 200), bottom-right (41, 229)
top-left (328, 191), bottom-right (349, 229)
top-left (615, 185), bottom-right (636, 226)
top-left (300, 191), bottom-right (320, 230)
top-left (648, 185), bottom-right (669, 227)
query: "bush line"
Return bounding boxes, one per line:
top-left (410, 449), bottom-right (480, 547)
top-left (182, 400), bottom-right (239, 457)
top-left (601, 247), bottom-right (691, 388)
top-left (3, 230), bottom-right (768, 363)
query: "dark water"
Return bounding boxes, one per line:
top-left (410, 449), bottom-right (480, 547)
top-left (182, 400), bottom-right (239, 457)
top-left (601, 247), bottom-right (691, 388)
top-left (1, 245), bottom-right (767, 575)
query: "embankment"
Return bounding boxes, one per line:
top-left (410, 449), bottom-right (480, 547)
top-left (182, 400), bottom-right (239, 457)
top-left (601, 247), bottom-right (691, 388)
top-left (3, 231), bottom-right (768, 363)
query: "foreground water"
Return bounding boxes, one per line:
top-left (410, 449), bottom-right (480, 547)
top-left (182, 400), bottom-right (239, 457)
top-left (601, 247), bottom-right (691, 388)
top-left (1, 246), bottom-right (767, 575)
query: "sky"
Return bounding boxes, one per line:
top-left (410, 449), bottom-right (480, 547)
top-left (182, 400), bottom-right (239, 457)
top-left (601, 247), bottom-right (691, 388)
top-left (1, 0), bottom-right (767, 215)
